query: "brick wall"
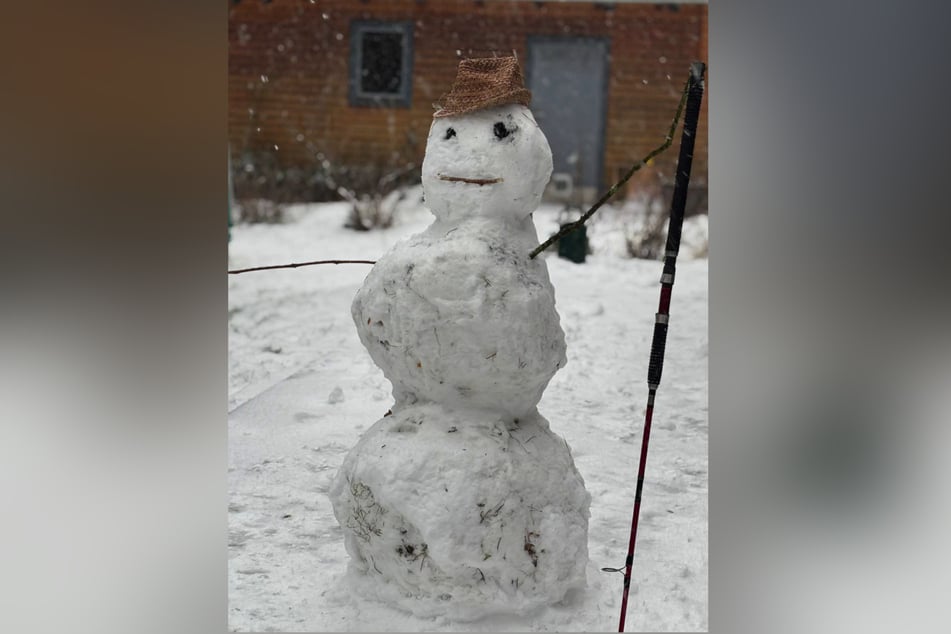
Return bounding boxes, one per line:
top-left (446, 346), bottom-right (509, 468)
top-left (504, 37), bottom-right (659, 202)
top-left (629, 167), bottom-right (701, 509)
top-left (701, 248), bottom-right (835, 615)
top-left (229, 0), bottom-right (707, 200)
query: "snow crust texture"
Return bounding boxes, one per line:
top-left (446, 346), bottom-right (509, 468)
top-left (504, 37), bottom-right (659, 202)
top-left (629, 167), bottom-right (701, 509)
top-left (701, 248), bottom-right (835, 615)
top-left (330, 103), bottom-right (591, 619)
top-left (329, 404), bottom-right (589, 620)
top-left (351, 216), bottom-right (566, 418)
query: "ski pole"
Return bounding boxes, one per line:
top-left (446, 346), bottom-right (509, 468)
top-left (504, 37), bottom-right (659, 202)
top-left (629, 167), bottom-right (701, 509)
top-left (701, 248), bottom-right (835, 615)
top-left (617, 61), bottom-right (706, 633)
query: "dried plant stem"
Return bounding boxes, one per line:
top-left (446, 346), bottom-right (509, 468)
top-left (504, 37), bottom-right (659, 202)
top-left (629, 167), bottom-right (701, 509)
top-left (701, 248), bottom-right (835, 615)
top-left (438, 174), bottom-right (503, 186)
top-left (228, 259), bottom-right (376, 274)
top-left (528, 71), bottom-right (692, 259)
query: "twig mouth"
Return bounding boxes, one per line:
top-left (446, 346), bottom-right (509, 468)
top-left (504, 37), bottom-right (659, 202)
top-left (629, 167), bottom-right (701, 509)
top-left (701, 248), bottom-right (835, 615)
top-left (437, 174), bottom-right (503, 186)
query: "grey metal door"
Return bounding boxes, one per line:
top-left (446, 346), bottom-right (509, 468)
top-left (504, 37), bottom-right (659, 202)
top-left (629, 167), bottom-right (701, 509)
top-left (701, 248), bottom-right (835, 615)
top-left (527, 37), bottom-right (609, 198)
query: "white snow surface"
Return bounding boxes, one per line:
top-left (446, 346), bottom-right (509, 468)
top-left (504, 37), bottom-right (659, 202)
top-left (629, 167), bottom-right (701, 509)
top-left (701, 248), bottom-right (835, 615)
top-left (228, 199), bottom-right (708, 631)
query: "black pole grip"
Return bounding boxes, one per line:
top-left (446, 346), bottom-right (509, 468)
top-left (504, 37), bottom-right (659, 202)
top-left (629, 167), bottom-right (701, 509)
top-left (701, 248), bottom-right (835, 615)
top-left (664, 62), bottom-right (706, 259)
top-left (647, 320), bottom-right (668, 388)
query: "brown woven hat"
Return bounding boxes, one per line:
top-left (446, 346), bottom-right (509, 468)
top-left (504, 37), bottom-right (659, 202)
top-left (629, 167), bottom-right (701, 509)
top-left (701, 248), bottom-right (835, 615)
top-left (433, 56), bottom-right (532, 118)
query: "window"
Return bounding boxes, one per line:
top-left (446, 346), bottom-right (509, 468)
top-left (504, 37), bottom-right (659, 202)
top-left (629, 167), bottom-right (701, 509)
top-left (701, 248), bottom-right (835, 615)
top-left (349, 21), bottom-right (414, 107)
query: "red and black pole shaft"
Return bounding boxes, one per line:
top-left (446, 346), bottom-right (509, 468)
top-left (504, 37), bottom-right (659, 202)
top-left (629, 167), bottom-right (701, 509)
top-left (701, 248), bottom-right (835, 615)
top-left (617, 61), bottom-right (706, 633)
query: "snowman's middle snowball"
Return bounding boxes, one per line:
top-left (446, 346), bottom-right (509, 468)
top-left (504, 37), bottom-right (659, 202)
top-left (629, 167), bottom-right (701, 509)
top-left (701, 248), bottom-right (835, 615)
top-left (351, 216), bottom-right (567, 418)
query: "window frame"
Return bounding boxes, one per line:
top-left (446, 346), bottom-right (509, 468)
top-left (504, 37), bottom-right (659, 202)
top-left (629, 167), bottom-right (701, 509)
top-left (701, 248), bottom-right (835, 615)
top-left (348, 20), bottom-right (414, 108)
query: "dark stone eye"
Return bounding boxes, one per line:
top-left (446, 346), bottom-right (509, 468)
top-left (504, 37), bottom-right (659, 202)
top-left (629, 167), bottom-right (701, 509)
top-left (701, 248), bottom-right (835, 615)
top-left (444, 127), bottom-right (456, 140)
top-left (493, 122), bottom-right (510, 139)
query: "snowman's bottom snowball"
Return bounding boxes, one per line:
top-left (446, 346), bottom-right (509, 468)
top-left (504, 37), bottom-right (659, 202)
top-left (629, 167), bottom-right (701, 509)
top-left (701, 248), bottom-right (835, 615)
top-left (328, 403), bottom-right (591, 620)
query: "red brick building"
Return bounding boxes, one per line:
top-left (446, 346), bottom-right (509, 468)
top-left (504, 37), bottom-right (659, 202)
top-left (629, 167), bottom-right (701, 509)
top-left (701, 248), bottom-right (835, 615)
top-left (229, 0), bottom-right (707, 204)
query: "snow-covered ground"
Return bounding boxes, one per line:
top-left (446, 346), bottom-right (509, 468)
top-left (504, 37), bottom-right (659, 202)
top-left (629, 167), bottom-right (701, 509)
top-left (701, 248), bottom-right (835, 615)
top-left (228, 196), bottom-right (708, 631)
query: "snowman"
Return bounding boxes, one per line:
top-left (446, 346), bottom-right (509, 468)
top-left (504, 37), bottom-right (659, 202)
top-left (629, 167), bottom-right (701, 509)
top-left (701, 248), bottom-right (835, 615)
top-left (329, 57), bottom-right (590, 620)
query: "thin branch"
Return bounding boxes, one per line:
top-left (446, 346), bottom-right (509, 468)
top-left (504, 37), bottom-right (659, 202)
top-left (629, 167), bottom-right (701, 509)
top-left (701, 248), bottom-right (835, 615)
top-left (438, 174), bottom-right (503, 186)
top-left (228, 259), bottom-right (376, 274)
top-left (528, 71), bottom-right (692, 259)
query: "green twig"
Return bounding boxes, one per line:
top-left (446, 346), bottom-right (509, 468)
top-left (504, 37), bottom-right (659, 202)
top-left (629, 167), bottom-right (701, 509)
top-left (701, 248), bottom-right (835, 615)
top-left (528, 70), bottom-right (692, 259)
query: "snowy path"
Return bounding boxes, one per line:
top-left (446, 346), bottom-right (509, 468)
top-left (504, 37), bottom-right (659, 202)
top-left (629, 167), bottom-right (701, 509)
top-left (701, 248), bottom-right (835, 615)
top-left (228, 202), bottom-right (707, 631)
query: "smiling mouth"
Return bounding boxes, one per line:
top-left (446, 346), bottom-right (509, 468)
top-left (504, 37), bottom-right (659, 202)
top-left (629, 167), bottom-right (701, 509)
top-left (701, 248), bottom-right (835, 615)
top-left (437, 174), bottom-right (503, 186)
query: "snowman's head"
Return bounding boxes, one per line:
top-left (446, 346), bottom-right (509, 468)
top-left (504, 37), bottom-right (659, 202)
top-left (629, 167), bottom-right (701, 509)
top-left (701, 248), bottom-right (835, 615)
top-left (421, 104), bottom-right (553, 224)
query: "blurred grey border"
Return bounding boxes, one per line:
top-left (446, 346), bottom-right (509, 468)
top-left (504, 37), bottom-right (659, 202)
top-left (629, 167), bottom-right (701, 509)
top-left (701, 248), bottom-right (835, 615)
top-left (0, 2), bottom-right (226, 633)
top-left (711, 1), bottom-right (951, 632)
top-left (2, 1), bottom-right (950, 633)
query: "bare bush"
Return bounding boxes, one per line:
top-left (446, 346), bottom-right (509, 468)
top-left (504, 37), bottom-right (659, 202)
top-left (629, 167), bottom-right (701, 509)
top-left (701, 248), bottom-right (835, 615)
top-left (336, 162), bottom-right (418, 231)
top-left (624, 203), bottom-right (668, 260)
top-left (623, 168), bottom-right (709, 260)
top-left (232, 146), bottom-right (341, 224)
top-left (625, 169), bottom-right (669, 259)
top-left (237, 198), bottom-right (284, 224)
top-left (230, 107), bottom-right (421, 228)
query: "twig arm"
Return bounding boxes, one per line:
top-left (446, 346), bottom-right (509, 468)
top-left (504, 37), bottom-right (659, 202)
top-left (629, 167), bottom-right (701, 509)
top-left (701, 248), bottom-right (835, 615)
top-left (529, 72), bottom-right (691, 260)
top-left (228, 259), bottom-right (376, 274)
